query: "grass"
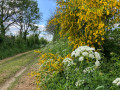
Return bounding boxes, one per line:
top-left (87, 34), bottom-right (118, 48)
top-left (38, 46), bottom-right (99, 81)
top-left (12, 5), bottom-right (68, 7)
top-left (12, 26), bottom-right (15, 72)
top-left (0, 50), bottom-right (40, 85)
top-left (8, 54), bottom-right (39, 90)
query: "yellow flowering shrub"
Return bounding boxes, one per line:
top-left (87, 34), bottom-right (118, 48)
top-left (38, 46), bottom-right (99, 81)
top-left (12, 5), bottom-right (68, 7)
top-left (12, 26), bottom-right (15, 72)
top-left (34, 50), bottom-right (41, 54)
top-left (49, 0), bottom-right (120, 49)
top-left (30, 53), bottom-right (64, 89)
top-left (39, 53), bottom-right (63, 72)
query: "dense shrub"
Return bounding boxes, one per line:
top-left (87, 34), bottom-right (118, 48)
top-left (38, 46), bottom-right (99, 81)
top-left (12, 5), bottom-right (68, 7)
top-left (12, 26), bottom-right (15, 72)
top-left (39, 37), bottom-right (48, 47)
top-left (102, 28), bottom-right (120, 59)
top-left (0, 35), bottom-right (48, 60)
top-left (32, 38), bottom-right (120, 90)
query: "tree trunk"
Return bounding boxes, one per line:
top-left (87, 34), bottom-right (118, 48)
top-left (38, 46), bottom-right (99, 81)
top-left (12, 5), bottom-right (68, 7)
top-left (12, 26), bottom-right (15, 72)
top-left (23, 30), bottom-right (27, 40)
top-left (19, 26), bottom-right (23, 39)
top-left (1, 24), bottom-right (5, 37)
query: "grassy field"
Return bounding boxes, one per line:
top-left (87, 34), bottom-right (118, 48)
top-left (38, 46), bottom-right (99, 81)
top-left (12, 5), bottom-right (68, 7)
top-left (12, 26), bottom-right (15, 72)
top-left (0, 50), bottom-right (40, 85)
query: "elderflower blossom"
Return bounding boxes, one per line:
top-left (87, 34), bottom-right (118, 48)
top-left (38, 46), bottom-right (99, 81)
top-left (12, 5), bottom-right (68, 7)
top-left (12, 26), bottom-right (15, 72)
top-left (95, 52), bottom-right (101, 60)
top-left (71, 46), bottom-right (95, 58)
top-left (89, 54), bottom-right (95, 59)
top-left (71, 51), bottom-right (75, 57)
top-left (82, 52), bottom-right (88, 56)
top-left (95, 60), bottom-right (100, 67)
top-left (83, 66), bottom-right (95, 73)
top-left (62, 58), bottom-right (74, 66)
top-left (75, 80), bottom-right (84, 87)
top-left (71, 46), bottom-right (101, 64)
top-left (112, 78), bottom-right (120, 86)
top-left (75, 51), bottom-right (80, 57)
top-left (79, 56), bottom-right (84, 61)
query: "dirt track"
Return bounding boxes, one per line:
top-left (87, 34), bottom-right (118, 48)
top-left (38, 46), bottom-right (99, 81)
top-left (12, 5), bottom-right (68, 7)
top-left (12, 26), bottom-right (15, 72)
top-left (0, 50), bottom-right (40, 90)
top-left (0, 67), bottom-right (27, 90)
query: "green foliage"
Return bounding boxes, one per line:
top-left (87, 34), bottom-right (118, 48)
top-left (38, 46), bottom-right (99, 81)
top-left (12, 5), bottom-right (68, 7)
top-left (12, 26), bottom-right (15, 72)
top-left (39, 37), bottom-right (48, 47)
top-left (27, 34), bottom-right (40, 47)
top-left (52, 24), bottom-right (61, 42)
top-left (37, 38), bottom-right (120, 90)
top-left (0, 35), bottom-right (48, 60)
top-left (43, 53), bottom-right (120, 90)
top-left (42, 38), bottom-right (73, 57)
top-left (102, 28), bottom-right (120, 59)
top-left (46, 15), bottom-right (61, 42)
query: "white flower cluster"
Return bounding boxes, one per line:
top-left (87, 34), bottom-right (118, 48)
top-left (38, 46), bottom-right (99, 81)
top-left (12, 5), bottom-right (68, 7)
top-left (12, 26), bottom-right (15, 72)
top-left (75, 80), bottom-right (84, 86)
top-left (62, 58), bottom-right (74, 67)
top-left (95, 60), bottom-right (100, 67)
top-left (71, 46), bottom-right (95, 57)
top-left (71, 46), bottom-right (101, 67)
top-left (83, 66), bottom-right (95, 74)
top-left (95, 52), bottom-right (101, 61)
top-left (112, 78), bottom-right (120, 86)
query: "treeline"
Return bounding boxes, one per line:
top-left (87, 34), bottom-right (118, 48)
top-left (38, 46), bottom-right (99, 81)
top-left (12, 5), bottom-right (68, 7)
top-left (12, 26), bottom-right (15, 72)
top-left (0, 0), bottom-right (48, 60)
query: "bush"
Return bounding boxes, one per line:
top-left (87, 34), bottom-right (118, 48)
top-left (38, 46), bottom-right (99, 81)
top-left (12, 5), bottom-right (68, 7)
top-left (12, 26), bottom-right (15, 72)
top-left (33, 38), bottom-right (120, 90)
top-left (39, 37), bottom-right (48, 47)
top-left (0, 34), bottom-right (47, 60)
top-left (102, 28), bottom-right (120, 59)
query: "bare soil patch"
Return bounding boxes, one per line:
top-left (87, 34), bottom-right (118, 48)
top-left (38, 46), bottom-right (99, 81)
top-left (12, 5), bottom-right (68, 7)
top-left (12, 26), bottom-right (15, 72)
top-left (12, 63), bottom-right (39, 90)
top-left (0, 67), bottom-right (27, 90)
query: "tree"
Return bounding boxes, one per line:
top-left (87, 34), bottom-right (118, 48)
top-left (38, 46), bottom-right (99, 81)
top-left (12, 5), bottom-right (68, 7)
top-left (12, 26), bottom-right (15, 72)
top-left (16, 0), bottom-right (40, 40)
top-left (0, 0), bottom-right (22, 38)
top-left (46, 15), bottom-right (61, 41)
top-left (30, 24), bottom-right (40, 35)
top-left (0, 0), bottom-right (40, 41)
top-left (50, 0), bottom-right (120, 49)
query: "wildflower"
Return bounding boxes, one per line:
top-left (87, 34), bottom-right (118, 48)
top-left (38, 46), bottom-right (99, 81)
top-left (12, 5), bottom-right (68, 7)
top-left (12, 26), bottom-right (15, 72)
top-left (80, 46), bottom-right (86, 51)
top-left (62, 58), bottom-right (73, 66)
top-left (95, 60), bottom-right (100, 67)
top-left (75, 51), bottom-right (80, 57)
top-left (83, 66), bottom-right (95, 73)
top-left (79, 56), bottom-right (84, 61)
top-left (75, 80), bottom-right (84, 87)
top-left (90, 47), bottom-right (95, 51)
top-left (95, 52), bottom-right (101, 60)
top-left (112, 78), bottom-right (120, 86)
top-left (82, 52), bottom-right (88, 56)
top-left (71, 46), bottom-right (96, 58)
top-left (89, 54), bottom-right (95, 59)
top-left (86, 47), bottom-right (95, 51)
top-left (71, 51), bottom-right (75, 57)
top-left (117, 82), bottom-right (120, 86)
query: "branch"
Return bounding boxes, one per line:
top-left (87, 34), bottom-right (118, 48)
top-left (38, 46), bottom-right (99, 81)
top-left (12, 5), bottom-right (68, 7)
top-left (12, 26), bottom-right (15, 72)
top-left (4, 20), bottom-right (16, 30)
